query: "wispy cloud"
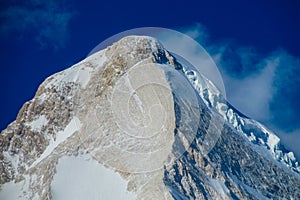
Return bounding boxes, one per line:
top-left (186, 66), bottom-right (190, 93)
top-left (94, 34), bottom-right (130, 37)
top-left (0, 0), bottom-right (76, 49)
top-left (216, 48), bottom-right (300, 131)
top-left (179, 23), bottom-right (300, 158)
top-left (221, 56), bottom-right (277, 121)
top-left (269, 52), bottom-right (300, 131)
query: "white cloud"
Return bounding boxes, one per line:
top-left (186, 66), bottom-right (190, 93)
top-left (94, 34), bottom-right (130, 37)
top-left (220, 54), bottom-right (278, 121)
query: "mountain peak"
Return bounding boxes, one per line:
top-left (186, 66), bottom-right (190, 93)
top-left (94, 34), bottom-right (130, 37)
top-left (105, 35), bottom-right (182, 69)
top-left (1, 35), bottom-right (300, 199)
top-left (110, 35), bottom-right (163, 50)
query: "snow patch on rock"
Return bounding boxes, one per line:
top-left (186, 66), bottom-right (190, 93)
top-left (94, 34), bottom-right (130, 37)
top-left (29, 116), bottom-right (82, 168)
top-left (209, 179), bottom-right (230, 199)
top-left (0, 175), bottom-right (32, 200)
top-left (27, 115), bottom-right (48, 131)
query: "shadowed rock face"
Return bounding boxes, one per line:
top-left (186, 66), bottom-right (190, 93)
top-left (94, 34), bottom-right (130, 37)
top-left (0, 36), bottom-right (299, 199)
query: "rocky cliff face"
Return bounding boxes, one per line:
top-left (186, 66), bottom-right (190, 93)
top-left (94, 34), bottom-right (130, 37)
top-left (0, 36), bottom-right (299, 199)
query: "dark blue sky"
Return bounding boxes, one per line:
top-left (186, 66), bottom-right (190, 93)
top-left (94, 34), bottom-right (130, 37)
top-left (0, 0), bottom-right (300, 152)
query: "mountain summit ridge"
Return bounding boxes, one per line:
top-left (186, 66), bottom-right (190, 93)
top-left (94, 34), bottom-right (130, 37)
top-left (0, 36), bottom-right (299, 199)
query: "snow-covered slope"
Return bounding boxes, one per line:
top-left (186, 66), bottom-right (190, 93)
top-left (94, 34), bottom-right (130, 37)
top-left (0, 36), bottom-right (299, 199)
top-left (181, 65), bottom-right (300, 173)
top-left (51, 155), bottom-right (136, 200)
